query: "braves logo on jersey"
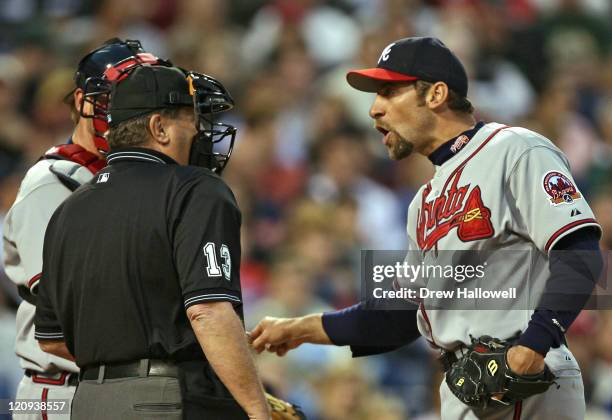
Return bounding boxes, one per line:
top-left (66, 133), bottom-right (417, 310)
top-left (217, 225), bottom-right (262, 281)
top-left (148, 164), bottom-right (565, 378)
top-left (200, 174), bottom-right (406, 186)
top-left (542, 171), bottom-right (582, 206)
top-left (417, 167), bottom-right (494, 250)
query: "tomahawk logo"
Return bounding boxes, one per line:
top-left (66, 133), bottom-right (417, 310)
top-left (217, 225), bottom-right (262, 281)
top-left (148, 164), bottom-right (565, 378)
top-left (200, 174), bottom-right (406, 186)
top-left (378, 42), bottom-right (395, 64)
top-left (416, 167), bottom-right (494, 250)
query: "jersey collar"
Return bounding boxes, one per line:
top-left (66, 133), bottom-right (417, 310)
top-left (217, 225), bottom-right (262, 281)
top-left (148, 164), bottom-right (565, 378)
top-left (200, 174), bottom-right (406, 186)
top-left (107, 147), bottom-right (178, 165)
top-left (427, 121), bottom-right (485, 166)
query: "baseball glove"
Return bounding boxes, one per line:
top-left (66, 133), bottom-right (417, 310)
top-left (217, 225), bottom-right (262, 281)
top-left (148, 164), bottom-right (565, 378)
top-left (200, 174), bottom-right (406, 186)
top-left (445, 335), bottom-right (556, 409)
top-left (266, 392), bottom-right (306, 420)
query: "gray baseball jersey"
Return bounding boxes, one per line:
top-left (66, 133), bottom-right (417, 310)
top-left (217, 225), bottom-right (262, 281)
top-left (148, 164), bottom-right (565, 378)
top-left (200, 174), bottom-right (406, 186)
top-left (398, 122), bottom-right (600, 419)
top-left (398, 122), bottom-right (600, 348)
top-left (3, 158), bottom-right (93, 373)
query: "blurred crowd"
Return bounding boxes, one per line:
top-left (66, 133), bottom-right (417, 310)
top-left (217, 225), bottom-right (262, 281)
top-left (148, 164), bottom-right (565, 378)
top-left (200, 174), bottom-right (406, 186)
top-left (0, 0), bottom-right (611, 418)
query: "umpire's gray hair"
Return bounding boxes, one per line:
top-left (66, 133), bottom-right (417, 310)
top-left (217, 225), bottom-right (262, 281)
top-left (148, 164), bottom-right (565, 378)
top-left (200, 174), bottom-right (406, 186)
top-left (106, 108), bottom-right (185, 150)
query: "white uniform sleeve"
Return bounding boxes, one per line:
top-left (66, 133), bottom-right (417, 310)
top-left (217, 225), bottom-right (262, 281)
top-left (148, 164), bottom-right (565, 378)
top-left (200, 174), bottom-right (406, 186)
top-left (3, 183), bottom-right (71, 292)
top-left (505, 146), bottom-right (601, 253)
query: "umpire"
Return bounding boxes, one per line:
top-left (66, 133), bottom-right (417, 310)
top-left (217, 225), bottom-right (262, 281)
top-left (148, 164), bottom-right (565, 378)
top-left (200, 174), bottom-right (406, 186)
top-left (34, 65), bottom-right (270, 419)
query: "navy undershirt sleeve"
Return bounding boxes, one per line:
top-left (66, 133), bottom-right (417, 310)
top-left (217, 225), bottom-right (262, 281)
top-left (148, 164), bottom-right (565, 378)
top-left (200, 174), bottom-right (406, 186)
top-left (321, 300), bottom-right (420, 357)
top-left (518, 227), bottom-right (603, 355)
top-left (322, 227), bottom-right (602, 358)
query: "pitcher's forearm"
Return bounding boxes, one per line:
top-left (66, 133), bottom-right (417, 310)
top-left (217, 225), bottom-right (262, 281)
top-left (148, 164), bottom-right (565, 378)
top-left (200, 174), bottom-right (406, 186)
top-left (295, 313), bottom-right (332, 344)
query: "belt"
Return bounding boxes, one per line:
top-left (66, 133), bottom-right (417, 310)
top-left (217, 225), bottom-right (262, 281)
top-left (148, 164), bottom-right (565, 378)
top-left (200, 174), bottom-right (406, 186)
top-left (81, 359), bottom-right (179, 381)
top-left (25, 369), bottom-right (79, 386)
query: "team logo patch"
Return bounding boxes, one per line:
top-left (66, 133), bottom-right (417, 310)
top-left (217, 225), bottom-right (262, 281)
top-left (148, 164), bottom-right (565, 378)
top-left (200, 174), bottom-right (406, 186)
top-left (542, 171), bottom-right (581, 206)
top-left (450, 135), bottom-right (470, 153)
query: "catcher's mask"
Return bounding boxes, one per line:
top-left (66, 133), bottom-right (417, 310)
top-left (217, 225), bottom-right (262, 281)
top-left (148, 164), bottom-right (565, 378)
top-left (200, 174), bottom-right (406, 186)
top-left (186, 71), bottom-right (236, 174)
top-left (75, 39), bottom-right (167, 154)
top-left (107, 65), bottom-right (236, 173)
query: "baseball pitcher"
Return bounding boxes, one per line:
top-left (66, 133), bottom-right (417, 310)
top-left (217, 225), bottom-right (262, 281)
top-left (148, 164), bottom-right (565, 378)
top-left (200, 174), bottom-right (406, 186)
top-left (250, 37), bottom-right (603, 419)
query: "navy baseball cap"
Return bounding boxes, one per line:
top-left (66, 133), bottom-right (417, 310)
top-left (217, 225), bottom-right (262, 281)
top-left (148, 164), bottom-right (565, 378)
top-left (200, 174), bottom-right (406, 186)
top-left (108, 65), bottom-right (192, 127)
top-left (346, 37), bottom-right (468, 97)
top-left (64, 38), bottom-right (156, 103)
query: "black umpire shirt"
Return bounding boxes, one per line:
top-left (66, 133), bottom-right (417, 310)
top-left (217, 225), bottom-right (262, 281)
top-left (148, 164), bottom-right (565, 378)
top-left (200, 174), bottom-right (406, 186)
top-left (34, 147), bottom-right (243, 368)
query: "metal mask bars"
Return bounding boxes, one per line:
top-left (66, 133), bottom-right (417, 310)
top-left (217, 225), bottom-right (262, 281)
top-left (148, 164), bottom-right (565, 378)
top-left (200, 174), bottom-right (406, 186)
top-left (186, 71), bottom-right (237, 173)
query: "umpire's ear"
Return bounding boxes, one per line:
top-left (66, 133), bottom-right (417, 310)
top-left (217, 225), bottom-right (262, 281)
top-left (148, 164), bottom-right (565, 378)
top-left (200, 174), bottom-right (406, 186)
top-left (426, 81), bottom-right (449, 111)
top-left (148, 113), bottom-right (170, 145)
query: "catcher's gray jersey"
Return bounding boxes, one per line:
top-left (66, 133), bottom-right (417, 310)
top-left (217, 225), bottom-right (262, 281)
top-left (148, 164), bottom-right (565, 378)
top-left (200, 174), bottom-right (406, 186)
top-left (3, 158), bottom-right (93, 373)
top-left (398, 122), bottom-right (600, 353)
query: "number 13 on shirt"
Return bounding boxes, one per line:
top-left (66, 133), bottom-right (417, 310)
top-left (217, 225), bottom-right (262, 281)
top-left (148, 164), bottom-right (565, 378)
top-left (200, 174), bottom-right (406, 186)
top-left (203, 242), bottom-right (231, 281)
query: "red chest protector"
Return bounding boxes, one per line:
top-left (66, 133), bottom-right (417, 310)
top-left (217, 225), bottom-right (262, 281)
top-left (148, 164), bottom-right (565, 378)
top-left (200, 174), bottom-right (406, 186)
top-left (44, 144), bottom-right (107, 174)
top-left (43, 144), bottom-right (107, 192)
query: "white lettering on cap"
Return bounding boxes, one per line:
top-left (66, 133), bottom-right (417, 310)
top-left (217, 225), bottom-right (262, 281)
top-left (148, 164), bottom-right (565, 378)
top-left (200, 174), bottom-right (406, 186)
top-left (378, 42), bottom-right (396, 64)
